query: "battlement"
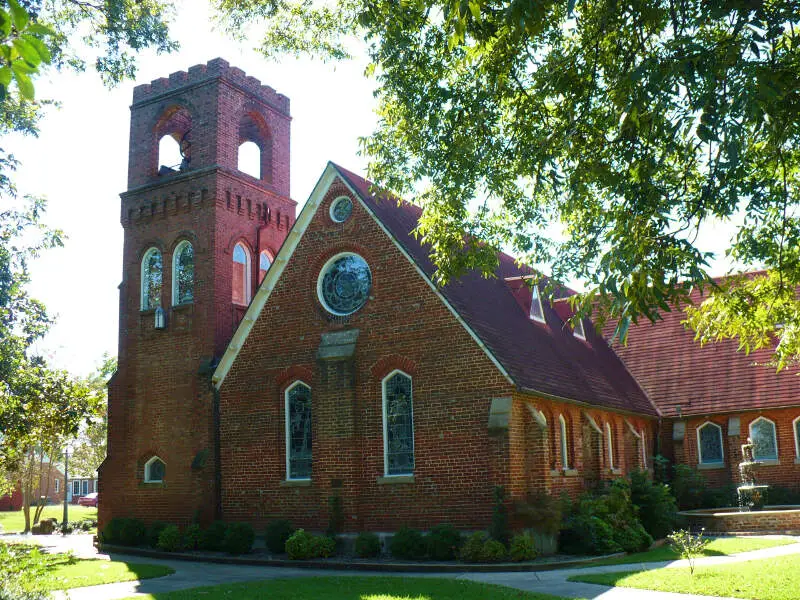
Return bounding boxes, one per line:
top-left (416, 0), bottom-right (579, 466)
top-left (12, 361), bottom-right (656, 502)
top-left (132, 58), bottom-right (290, 114)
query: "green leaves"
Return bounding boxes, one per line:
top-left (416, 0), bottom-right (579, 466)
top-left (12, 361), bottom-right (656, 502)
top-left (0, 0), bottom-right (56, 100)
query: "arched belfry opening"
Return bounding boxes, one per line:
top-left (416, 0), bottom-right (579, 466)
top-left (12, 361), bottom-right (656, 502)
top-left (155, 105), bottom-right (192, 175)
top-left (238, 111), bottom-right (272, 183)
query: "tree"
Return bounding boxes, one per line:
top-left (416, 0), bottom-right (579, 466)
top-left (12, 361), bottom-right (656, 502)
top-left (69, 355), bottom-right (116, 478)
top-left (216, 0), bottom-right (800, 366)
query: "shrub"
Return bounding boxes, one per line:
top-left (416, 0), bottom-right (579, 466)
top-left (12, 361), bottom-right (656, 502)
top-left (767, 486), bottom-right (800, 505)
top-left (671, 464), bottom-right (707, 510)
top-left (489, 486), bottom-right (509, 545)
top-left (460, 532), bottom-right (487, 562)
top-left (223, 522), bottom-right (255, 555)
top-left (668, 528), bottom-right (708, 575)
top-left (629, 470), bottom-right (677, 539)
top-left (354, 532), bottom-right (381, 558)
top-left (389, 527), bottom-right (427, 560)
top-left (200, 521), bottom-right (229, 551)
top-left (326, 495), bottom-right (344, 538)
top-left (509, 533), bottom-right (537, 562)
top-left (101, 517), bottom-right (127, 545)
top-left (147, 521), bottom-right (169, 547)
top-left (157, 525), bottom-right (183, 552)
top-left (265, 519), bottom-right (295, 554)
top-left (310, 535), bottom-right (336, 558)
top-left (481, 539), bottom-right (507, 562)
top-left (425, 524), bottom-right (462, 560)
top-left (119, 518), bottom-right (147, 546)
top-left (183, 524), bottom-right (202, 551)
top-left (513, 492), bottom-right (562, 536)
top-left (560, 514), bottom-right (621, 555)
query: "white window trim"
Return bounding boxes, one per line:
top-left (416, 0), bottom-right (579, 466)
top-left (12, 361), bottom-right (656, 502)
top-left (171, 240), bottom-right (193, 306)
top-left (72, 480), bottom-right (80, 496)
top-left (316, 251), bottom-right (372, 317)
top-left (749, 416), bottom-right (778, 461)
top-left (233, 242), bottom-right (252, 305)
top-left (605, 422), bottom-right (615, 469)
top-left (382, 369), bottom-right (415, 477)
top-left (697, 422), bottom-right (724, 465)
top-left (54, 478), bottom-right (59, 493)
top-left (573, 318), bottom-right (586, 340)
top-left (640, 429), bottom-right (648, 467)
top-left (329, 196), bottom-right (353, 223)
top-left (144, 456), bottom-right (166, 483)
top-left (258, 250), bottom-right (273, 282)
top-left (285, 381), bottom-right (312, 481)
top-left (793, 416), bottom-right (800, 461)
top-left (559, 414), bottom-right (569, 470)
top-left (529, 285), bottom-right (545, 323)
top-left (140, 247), bottom-right (161, 310)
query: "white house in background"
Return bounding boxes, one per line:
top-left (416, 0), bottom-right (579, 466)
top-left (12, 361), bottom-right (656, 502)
top-left (67, 475), bottom-right (98, 503)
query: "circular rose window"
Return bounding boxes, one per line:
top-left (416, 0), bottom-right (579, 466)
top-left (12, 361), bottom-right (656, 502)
top-left (317, 253), bottom-right (372, 316)
top-left (330, 196), bottom-right (353, 223)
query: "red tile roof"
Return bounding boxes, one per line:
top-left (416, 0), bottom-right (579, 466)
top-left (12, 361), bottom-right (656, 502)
top-left (334, 164), bottom-right (658, 417)
top-left (605, 287), bottom-right (800, 418)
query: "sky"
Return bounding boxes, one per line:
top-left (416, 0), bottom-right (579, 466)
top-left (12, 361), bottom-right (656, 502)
top-left (13, 1), bottom-right (742, 376)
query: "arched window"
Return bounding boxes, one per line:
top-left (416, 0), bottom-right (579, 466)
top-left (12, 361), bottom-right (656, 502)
top-left (144, 456), bottom-right (166, 483)
top-left (749, 417), bottom-right (778, 461)
top-left (258, 250), bottom-right (272, 284)
top-left (172, 241), bottom-right (194, 305)
top-left (158, 135), bottom-right (183, 171)
top-left (605, 422), bottom-right (615, 469)
top-left (285, 382), bottom-right (312, 480)
top-left (793, 416), bottom-right (800, 461)
top-left (232, 243), bottom-right (251, 305)
top-left (238, 141), bottom-right (261, 178)
top-left (140, 247), bottom-right (162, 310)
top-left (697, 422), bottom-right (724, 465)
top-left (559, 414), bottom-right (570, 470)
top-left (383, 371), bottom-right (414, 476)
top-left (640, 429), bottom-right (648, 468)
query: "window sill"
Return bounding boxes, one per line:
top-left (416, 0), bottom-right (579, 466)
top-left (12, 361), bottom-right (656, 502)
top-left (564, 469), bottom-right (579, 477)
top-left (377, 475), bottom-right (414, 485)
top-left (139, 481), bottom-right (166, 489)
top-left (280, 479), bottom-right (311, 487)
top-left (171, 302), bottom-right (194, 311)
top-left (754, 459), bottom-right (780, 466)
top-left (697, 462), bottom-right (725, 470)
top-left (608, 468), bottom-right (622, 476)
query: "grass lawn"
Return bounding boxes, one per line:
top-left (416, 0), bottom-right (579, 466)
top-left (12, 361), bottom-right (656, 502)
top-left (588, 536), bottom-right (796, 566)
top-left (35, 558), bottom-right (174, 591)
top-left (120, 576), bottom-right (578, 600)
top-left (0, 504), bottom-right (97, 533)
top-left (569, 554), bottom-right (800, 600)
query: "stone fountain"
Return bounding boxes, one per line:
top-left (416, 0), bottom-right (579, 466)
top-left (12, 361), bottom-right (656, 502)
top-left (737, 437), bottom-right (769, 511)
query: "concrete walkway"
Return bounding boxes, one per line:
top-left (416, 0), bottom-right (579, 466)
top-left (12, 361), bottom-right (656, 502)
top-left (8, 533), bottom-right (800, 600)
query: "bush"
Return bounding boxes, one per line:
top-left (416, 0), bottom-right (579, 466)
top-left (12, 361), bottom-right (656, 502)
top-left (513, 492), bottom-right (562, 536)
top-left (101, 517), bottom-right (128, 545)
top-left (671, 464), bottom-right (707, 510)
top-left (147, 521), bottom-right (169, 547)
top-left (119, 518), bottom-right (147, 546)
top-left (223, 522), bottom-right (255, 555)
top-left (200, 521), bottom-right (228, 551)
top-left (509, 533), bottom-right (537, 562)
top-left (460, 532), bottom-right (487, 562)
top-left (183, 524), bottom-right (202, 551)
top-left (285, 529), bottom-right (314, 559)
top-left (629, 470), bottom-right (677, 539)
top-left (265, 519), bottom-right (295, 554)
top-left (157, 525), bottom-right (183, 552)
top-left (354, 532), bottom-right (381, 558)
top-left (560, 514), bottom-right (621, 555)
top-left (481, 539), bottom-right (507, 562)
top-left (425, 524), bottom-right (462, 560)
top-left (310, 535), bottom-right (336, 558)
top-left (389, 527), bottom-right (427, 560)
top-left (489, 486), bottom-right (509, 545)
top-left (668, 528), bottom-right (708, 575)
top-left (767, 486), bottom-right (800, 505)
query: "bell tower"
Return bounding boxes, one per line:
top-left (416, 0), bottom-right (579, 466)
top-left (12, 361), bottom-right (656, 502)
top-left (100, 59), bottom-right (295, 528)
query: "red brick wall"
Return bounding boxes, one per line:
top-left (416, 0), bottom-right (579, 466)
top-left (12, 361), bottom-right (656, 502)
top-left (217, 179), bottom-right (658, 533)
top-left (671, 407), bottom-right (800, 492)
top-left (99, 59), bottom-right (293, 530)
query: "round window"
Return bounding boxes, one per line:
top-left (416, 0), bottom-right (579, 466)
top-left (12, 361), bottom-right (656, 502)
top-left (330, 196), bottom-right (353, 223)
top-left (318, 253), bottom-right (372, 316)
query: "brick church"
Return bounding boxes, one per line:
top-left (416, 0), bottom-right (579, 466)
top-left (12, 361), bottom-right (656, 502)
top-left (98, 59), bottom-right (800, 533)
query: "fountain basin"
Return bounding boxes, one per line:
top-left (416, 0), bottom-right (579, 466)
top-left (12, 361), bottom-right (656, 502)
top-left (679, 506), bottom-right (800, 534)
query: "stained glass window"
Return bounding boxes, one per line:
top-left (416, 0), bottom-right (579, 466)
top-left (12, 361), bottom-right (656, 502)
top-left (384, 372), bottom-right (414, 475)
top-left (141, 248), bottom-right (162, 310)
top-left (232, 243), bottom-right (249, 305)
top-left (318, 253), bottom-right (372, 316)
top-left (286, 383), bottom-right (312, 479)
top-left (145, 457), bottom-right (165, 482)
top-left (698, 422), bottom-right (723, 464)
top-left (258, 250), bottom-right (272, 284)
top-left (606, 422), bottom-right (615, 469)
top-left (559, 415), bottom-right (570, 469)
top-left (749, 417), bottom-right (778, 460)
top-left (173, 241), bottom-right (194, 305)
top-left (330, 196), bottom-right (353, 223)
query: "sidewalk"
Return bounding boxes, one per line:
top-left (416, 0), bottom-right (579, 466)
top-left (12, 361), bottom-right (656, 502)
top-left (23, 534), bottom-right (800, 600)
